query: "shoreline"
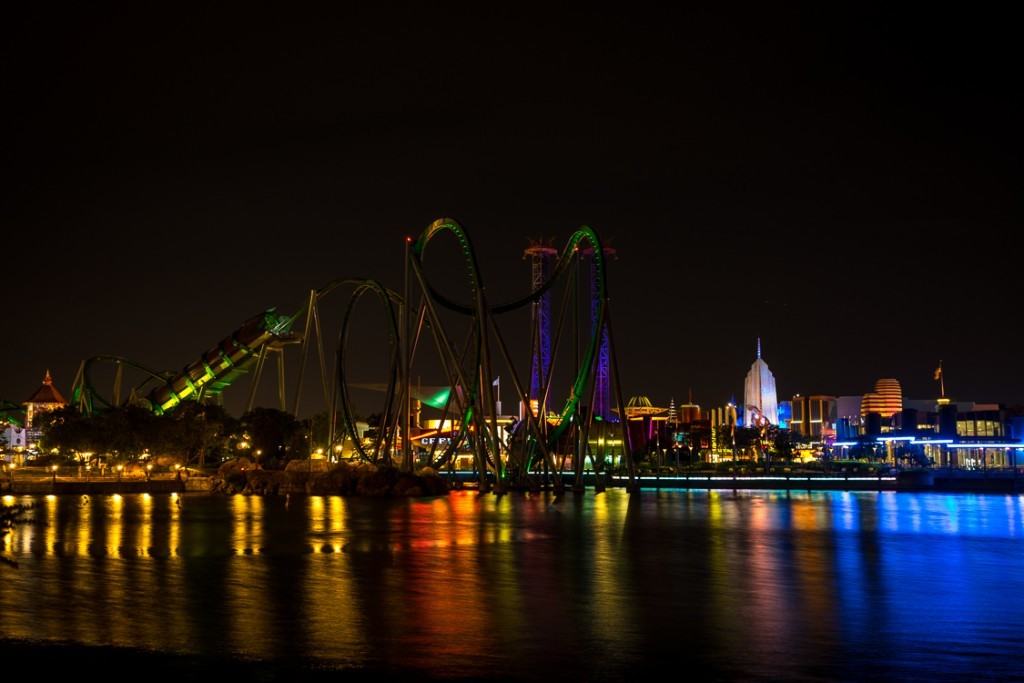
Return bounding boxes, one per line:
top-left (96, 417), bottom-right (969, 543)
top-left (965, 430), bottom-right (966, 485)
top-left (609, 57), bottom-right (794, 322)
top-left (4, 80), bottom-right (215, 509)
top-left (440, 470), bottom-right (1024, 494)
top-left (4, 471), bottom-right (1023, 496)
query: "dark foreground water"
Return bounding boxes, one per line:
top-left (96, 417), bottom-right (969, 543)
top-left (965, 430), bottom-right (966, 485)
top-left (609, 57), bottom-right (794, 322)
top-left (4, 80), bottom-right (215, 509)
top-left (2, 490), bottom-right (1024, 681)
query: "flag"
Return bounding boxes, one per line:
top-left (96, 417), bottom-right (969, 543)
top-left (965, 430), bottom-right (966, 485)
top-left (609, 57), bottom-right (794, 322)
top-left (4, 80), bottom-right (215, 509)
top-left (933, 366), bottom-right (942, 381)
top-left (492, 377), bottom-right (500, 386)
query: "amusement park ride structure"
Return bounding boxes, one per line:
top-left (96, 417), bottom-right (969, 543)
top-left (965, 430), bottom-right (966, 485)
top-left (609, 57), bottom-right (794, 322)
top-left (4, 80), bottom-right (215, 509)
top-left (70, 218), bottom-right (636, 492)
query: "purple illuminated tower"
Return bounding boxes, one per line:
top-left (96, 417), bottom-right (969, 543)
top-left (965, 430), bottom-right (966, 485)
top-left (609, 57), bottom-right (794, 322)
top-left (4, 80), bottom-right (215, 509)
top-left (525, 240), bottom-right (558, 413)
top-left (587, 245), bottom-right (616, 422)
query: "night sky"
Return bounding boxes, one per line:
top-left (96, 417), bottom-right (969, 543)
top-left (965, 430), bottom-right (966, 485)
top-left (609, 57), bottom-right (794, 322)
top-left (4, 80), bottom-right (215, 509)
top-left (3, 6), bottom-right (1021, 414)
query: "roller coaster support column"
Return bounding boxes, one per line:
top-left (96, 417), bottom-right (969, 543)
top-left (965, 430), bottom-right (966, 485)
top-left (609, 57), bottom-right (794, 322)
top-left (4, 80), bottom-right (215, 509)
top-left (246, 345), bottom-right (269, 413)
top-left (72, 361), bottom-right (89, 414)
top-left (113, 362), bottom-right (123, 407)
top-left (401, 238), bottom-right (413, 472)
top-left (276, 349), bottom-right (287, 411)
top-left (574, 303), bottom-right (604, 493)
top-left (486, 315), bottom-right (558, 481)
top-left (476, 292), bottom-right (505, 492)
top-left (573, 250), bottom-right (585, 492)
top-left (578, 308), bottom-right (604, 490)
top-left (604, 303), bottom-right (637, 489)
top-left (291, 289), bottom-right (316, 417)
top-left (246, 346), bottom-right (288, 413)
top-left (407, 256), bottom-right (489, 491)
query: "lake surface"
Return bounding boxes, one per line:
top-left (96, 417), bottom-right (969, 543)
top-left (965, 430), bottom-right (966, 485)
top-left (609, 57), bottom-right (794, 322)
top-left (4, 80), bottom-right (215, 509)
top-left (2, 489), bottom-right (1023, 680)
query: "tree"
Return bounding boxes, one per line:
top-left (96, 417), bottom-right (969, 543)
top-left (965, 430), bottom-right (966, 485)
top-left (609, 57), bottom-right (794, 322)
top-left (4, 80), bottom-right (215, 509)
top-left (37, 406), bottom-right (95, 454)
top-left (98, 406), bottom-right (158, 459)
top-left (734, 427), bottom-right (760, 460)
top-left (169, 402), bottom-right (233, 466)
top-left (240, 408), bottom-right (303, 466)
top-left (307, 410), bottom-right (338, 452)
top-left (772, 427), bottom-right (795, 462)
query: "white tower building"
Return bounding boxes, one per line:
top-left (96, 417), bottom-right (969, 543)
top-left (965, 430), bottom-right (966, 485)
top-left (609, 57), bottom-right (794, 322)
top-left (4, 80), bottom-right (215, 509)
top-left (743, 338), bottom-right (778, 426)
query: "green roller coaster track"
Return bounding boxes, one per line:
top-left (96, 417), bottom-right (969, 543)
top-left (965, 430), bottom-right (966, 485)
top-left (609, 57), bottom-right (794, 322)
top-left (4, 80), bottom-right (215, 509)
top-left (411, 218), bottom-right (609, 447)
top-left (66, 217), bottom-right (635, 490)
top-left (0, 399), bottom-right (25, 428)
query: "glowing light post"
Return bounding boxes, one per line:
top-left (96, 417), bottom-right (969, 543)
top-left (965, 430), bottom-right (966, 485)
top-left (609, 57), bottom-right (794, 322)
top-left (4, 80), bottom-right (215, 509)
top-left (116, 464), bottom-right (123, 482)
top-left (51, 464), bottom-right (58, 485)
top-left (145, 464), bottom-right (153, 482)
top-left (6, 463), bottom-right (14, 487)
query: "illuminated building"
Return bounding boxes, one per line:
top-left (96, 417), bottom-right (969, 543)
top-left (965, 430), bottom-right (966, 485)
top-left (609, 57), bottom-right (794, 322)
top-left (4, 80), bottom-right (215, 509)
top-left (523, 240), bottom-right (557, 411)
top-left (860, 378), bottom-right (902, 419)
top-left (24, 370), bottom-right (67, 428)
top-left (743, 338), bottom-right (778, 425)
top-left (677, 392), bottom-right (701, 424)
top-left (0, 370), bottom-right (67, 455)
top-left (584, 245), bottom-right (617, 422)
top-left (708, 402), bottom-right (738, 458)
top-left (790, 394), bottom-right (836, 439)
top-left (831, 380), bottom-right (1022, 468)
top-left (900, 401), bottom-right (1007, 438)
top-left (777, 400), bottom-right (792, 429)
top-left (623, 396), bottom-right (669, 453)
top-left (834, 395), bottom-right (862, 439)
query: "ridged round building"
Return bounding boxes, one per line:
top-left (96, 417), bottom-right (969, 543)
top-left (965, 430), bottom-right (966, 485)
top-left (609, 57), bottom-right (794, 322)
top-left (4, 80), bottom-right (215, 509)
top-left (861, 378), bottom-right (903, 418)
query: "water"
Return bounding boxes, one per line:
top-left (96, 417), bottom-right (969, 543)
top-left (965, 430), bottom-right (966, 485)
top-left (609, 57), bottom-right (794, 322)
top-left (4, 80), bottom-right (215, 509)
top-left (2, 490), bottom-right (1024, 680)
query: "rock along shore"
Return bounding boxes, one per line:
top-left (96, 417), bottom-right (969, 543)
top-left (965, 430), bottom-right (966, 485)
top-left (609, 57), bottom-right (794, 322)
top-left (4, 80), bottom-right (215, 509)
top-left (212, 458), bottom-right (449, 497)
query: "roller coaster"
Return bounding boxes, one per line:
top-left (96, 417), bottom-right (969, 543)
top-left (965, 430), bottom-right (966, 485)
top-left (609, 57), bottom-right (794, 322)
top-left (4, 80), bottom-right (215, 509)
top-left (0, 400), bottom-right (24, 428)
top-left (70, 218), bottom-right (636, 491)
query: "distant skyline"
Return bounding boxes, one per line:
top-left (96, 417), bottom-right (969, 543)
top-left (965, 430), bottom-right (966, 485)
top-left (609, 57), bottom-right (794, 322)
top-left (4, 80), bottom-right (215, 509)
top-left (3, 6), bottom-right (1021, 410)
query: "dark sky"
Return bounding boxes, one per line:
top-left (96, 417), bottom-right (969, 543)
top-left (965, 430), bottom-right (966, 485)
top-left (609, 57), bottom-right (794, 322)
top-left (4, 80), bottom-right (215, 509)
top-left (3, 6), bottom-right (1021, 414)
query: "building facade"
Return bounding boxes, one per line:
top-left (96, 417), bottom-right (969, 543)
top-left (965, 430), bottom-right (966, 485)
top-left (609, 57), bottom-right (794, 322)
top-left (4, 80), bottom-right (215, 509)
top-left (791, 394), bottom-right (836, 439)
top-left (861, 378), bottom-right (902, 419)
top-left (743, 338), bottom-right (778, 425)
top-left (24, 370), bottom-right (68, 428)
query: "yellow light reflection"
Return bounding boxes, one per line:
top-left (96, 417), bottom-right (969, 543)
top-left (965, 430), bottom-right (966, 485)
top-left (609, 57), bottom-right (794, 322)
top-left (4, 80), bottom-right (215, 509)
top-left (309, 495), bottom-right (326, 534)
top-left (76, 494), bottom-right (92, 557)
top-left (329, 496), bottom-right (344, 533)
top-left (108, 494), bottom-right (124, 557)
top-left (140, 492), bottom-right (153, 557)
top-left (169, 493), bottom-right (180, 556)
top-left (44, 494), bottom-right (57, 555)
top-left (227, 495), bottom-right (267, 654)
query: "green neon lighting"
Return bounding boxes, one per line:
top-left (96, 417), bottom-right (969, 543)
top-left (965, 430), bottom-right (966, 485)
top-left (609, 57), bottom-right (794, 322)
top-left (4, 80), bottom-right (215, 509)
top-left (422, 387), bottom-right (452, 410)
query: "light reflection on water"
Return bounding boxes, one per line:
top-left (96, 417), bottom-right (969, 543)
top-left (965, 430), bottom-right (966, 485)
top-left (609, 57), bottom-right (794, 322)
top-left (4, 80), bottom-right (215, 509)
top-left (1, 489), bottom-right (1023, 680)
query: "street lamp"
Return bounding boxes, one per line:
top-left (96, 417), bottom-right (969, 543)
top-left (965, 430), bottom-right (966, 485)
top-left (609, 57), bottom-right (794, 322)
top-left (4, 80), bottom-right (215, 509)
top-left (116, 464), bottom-right (124, 482)
top-left (51, 464), bottom-right (58, 484)
top-left (145, 464), bottom-right (153, 482)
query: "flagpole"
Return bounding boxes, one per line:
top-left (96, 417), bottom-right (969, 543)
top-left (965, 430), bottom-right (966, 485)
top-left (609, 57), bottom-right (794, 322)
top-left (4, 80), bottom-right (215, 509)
top-left (939, 360), bottom-right (945, 399)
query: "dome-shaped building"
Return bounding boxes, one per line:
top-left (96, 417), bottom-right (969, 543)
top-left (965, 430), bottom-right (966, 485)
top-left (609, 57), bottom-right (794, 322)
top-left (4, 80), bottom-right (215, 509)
top-left (860, 378), bottom-right (902, 418)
